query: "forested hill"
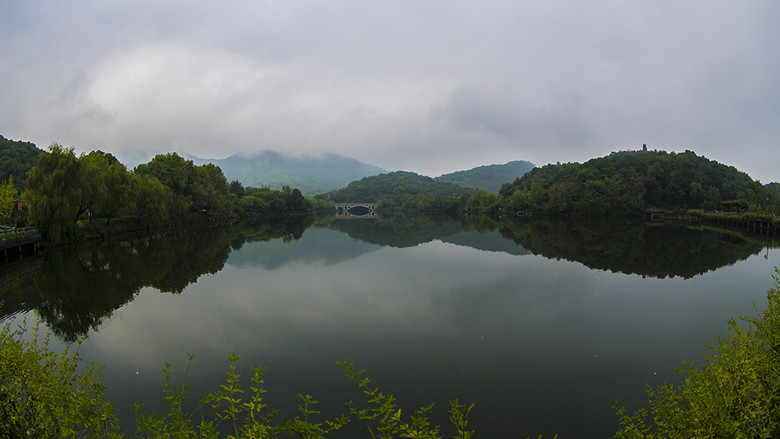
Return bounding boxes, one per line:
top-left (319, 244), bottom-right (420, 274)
top-left (324, 171), bottom-right (476, 203)
top-left (0, 135), bottom-right (40, 187)
top-left (435, 160), bottom-right (535, 193)
top-left (500, 150), bottom-right (780, 216)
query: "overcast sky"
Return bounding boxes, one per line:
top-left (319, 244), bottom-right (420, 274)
top-left (1, 1), bottom-right (778, 181)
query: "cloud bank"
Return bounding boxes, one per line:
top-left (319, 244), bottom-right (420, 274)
top-left (1, 1), bottom-right (778, 181)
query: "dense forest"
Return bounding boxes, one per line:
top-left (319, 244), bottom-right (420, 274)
top-left (318, 150), bottom-right (779, 218)
top-left (0, 135), bottom-right (39, 188)
top-left (497, 150), bottom-right (780, 217)
top-left (321, 171), bottom-right (479, 214)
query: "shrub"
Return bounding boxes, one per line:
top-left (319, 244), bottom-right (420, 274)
top-left (0, 316), bottom-right (120, 438)
top-left (615, 267), bottom-right (780, 438)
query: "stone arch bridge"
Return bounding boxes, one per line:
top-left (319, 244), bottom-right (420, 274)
top-left (334, 203), bottom-right (376, 218)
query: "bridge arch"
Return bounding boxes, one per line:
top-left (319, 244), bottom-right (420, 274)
top-left (334, 203), bottom-right (377, 218)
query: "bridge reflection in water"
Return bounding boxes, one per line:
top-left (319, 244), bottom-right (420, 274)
top-left (334, 203), bottom-right (376, 218)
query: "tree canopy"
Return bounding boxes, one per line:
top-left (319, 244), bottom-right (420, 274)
top-left (22, 146), bottom-right (313, 242)
top-left (0, 135), bottom-right (40, 189)
top-left (325, 171), bottom-right (474, 202)
top-left (498, 150), bottom-right (780, 217)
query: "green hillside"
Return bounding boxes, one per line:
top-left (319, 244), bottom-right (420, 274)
top-left (500, 149), bottom-right (780, 216)
top-left (324, 171), bottom-right (476, 203)
top-left (436, 160), bottom-right (535, 192)
top-left (0, 135), bottom-right (41, 187)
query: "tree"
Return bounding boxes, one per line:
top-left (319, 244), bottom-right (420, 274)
top-left (130, 173), bottom-right (176, 226)
top-left (229, 180), bottom-right (246, 198)
top-left (24, 144), bottom-right (82, 242)
top-left (0, 135), bottom-right (40, 188)
top-left (0, 175), bottom-right (16, 220)
top-left (78, 151), bottom-right (131, 225)
top-left (135, 153), bottom-right (232, 217)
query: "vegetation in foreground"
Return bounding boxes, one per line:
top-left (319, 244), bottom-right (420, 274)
top-left (0, 315), bottom-right (477, 438)
top-left (615, 267), bottom-right (780, 438)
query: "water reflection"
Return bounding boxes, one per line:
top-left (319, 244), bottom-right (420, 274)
top-left (1, 216), bottom-right (772, 342)
top-left (0, 218), bottom-right (311, 341)
top-left (498, 218), bottom-right (772, 278)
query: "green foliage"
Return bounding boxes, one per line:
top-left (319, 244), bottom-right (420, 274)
top-left (0, 135), bottom-right (40, 189)
top-left (0, 313), bottom-right (477, 438)
top-left (0, 175), bottom-right (17, 220)
top-left (79, 151), bottom-right (133, 225)
top-left (24, 144), bottom-right (83, 242)
top-left (339, 359), bottom-right (476, 439)
top-left (501, 150), bottom-right (780, 217)
top-left (615, 267), bottom-right (780, 438)
top-left (325, 171), bottom-right (475, 204)
top-left (22, 147), bottom-right (315, 241)
top-left (134, 354), bottom-right (471, 438)
top-left (234, 185), bottom-right (313, 218)
top-left (0, 316), bottom-right (120, 438)
top-left (134, 153), bottom-right (233, 217)
top-left (767, 182), bottom-right (780, 195)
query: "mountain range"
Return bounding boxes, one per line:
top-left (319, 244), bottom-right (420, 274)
top-left (435, 160), bottom-right (535, 192)
top-left (180, 151), bottom-right (535, 196)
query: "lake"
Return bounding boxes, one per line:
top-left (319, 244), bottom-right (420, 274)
top-left (1, 215), bottom-right (779, 437)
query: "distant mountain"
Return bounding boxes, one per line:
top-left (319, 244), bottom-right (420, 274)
top-left (435, 160), bottom-right (536, 193)
top-left (768, 182), bottom-right (780, 195)
top-left (182, 151), bottom-right (386, 196)
top-left (325, 171), bottom-right (475, 203)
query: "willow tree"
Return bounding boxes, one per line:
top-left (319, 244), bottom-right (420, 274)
top-left (79, 151), bottom-right (131, 225)
top-left (0, 175), bottom-right (16, 220)
top-left (24, 144), bottom-right (81, 242)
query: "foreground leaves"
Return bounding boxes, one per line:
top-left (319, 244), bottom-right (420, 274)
top-left (615, 267), bottom-right (780, 438)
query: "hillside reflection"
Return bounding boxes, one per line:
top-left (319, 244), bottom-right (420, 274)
top-left (0, 215), bottom-right (772, 342)
top-left (0, 217), bottom-right (312, 341)
top-left (323, 215), bottom-right (772, 278)
top-left (497, 218), bottom-right (772, 278)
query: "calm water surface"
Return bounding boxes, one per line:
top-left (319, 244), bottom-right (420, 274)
top-left (1, 217), bottom-right (779, 437)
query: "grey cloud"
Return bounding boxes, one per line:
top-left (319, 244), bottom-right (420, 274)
top-left (436, 86), bottom-right (594, 147)
top-left (0, 1), bottom-right (778, 182)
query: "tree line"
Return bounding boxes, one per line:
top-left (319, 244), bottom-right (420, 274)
top-left (336, 150), bottom-right (780, 218)
top-left (12, 144), bottom-right (317, 243)
top-left (498, 150), bottom-right (780, 217)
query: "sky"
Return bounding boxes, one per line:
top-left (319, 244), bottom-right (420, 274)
top-left (1, 1), bottom-right (778, 182)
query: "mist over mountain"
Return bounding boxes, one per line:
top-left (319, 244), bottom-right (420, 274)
top-left (181, 151), bottom-right (386, 196)
top-left (435, 160), bottom-right (536, 193)
top-left (115, 146), bottom-right (539, 197)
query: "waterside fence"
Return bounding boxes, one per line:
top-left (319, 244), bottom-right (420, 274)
top-left (689, 211), bottom-right (778, 236)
